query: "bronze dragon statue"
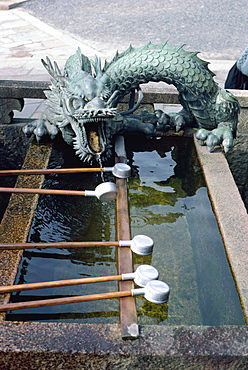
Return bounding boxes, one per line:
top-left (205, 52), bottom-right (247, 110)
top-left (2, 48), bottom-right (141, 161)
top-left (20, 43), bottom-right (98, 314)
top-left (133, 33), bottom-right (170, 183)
top-left (23, 42), bottom-right (240, 163)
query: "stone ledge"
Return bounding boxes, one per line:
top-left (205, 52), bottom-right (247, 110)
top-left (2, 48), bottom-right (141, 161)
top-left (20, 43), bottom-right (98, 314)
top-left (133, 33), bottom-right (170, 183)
top-left (0, 80), bottom-right (49, 99)
top-left (194, 139), bottom-right (248, 321)
top-left (0, 1), bottom-right (28, 10)
top-left (1, 80), bottom-right (248, 107)
top-left (0, 323), bottom-right (247, 369)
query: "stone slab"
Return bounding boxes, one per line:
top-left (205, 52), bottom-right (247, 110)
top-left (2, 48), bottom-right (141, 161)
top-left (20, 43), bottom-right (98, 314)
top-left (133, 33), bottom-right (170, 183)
top-left (0, 140), bottom-right (52, 320)
top-left (194, 138), bottom-right (248, 322)
top-left (0, 323), bottom-right (247, 369)
top-left (0, 83), bottom-right (247, 368)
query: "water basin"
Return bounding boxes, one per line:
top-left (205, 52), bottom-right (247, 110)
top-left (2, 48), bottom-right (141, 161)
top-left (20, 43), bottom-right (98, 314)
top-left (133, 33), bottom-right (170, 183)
top-left (6, 135), bottom-right (245, 326)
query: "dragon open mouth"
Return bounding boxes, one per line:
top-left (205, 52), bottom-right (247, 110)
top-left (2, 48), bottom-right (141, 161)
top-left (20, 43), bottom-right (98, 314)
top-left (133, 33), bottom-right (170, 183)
top-left (71, 109), bottom-right (117, 162)
top-left (83, 119), bottom-right (106, 154)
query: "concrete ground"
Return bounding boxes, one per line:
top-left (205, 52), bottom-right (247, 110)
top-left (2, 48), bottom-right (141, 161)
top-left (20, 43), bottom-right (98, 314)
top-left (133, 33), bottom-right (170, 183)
top-left (0, 2), bottom-right (241, 122)
top-left (1, 1), bottom-right (246, 88)
top-left (19, 0), bottom-right (248, 60)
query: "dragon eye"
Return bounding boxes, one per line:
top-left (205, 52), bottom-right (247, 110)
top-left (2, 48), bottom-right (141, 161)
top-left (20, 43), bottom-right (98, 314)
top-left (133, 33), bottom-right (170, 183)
top-left (68, 96), bottom-right (85, 112)
top-left (100, 93), bottom-right (109, 100)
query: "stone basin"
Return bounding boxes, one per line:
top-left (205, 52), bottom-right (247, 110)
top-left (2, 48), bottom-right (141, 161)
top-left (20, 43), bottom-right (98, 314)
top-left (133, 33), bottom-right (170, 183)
top-left (0, 85), bottom-right (247, 369)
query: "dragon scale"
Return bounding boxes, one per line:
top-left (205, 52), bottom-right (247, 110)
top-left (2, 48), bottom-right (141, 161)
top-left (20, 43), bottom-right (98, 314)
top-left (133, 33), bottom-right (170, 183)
top-left (23, 42), bottom-right (240, 161)
top-left (103, 43), bottom-right (217, 96)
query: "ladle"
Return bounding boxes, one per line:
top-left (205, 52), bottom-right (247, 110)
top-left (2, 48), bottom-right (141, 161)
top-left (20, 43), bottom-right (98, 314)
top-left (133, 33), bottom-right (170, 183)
top-left (0, 280), bottom-right (170, 312)
top-left (0, 234), bottom-right (154, 256)
top-left (0, 163), bottom-right (131, 179)
top-left (0, 265), bottom-right (159, 294)
top-left (0, 181), bottom-right (117, 202)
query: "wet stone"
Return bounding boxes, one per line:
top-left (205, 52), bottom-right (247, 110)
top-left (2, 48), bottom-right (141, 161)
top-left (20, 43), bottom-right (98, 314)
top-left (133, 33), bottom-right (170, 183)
top-left (0, 141), bottom-right (52, 317)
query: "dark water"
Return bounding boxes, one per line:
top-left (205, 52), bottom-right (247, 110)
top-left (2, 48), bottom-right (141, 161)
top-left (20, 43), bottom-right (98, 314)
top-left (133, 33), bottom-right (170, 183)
top-left (7, 135), bottom-right (245, 325)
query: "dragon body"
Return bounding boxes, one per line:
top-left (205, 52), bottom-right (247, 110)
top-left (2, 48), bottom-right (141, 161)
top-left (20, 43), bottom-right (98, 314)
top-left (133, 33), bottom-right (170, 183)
top-left (23, 42), bottom-right (240, 162)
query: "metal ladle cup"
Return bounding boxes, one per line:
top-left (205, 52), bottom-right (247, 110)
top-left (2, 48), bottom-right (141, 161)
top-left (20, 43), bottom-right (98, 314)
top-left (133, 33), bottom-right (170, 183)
top-left (132, 280), bottom-right (170, 304)
top-left (0, 264), bottom-right (159, 294)
top-left (85, 182), bottom-right (117, 202)
top-left (122, 265), bottom-right (159, 287)
top-left (119, 235), bottom-right (154, 256)
top-left (0, 278), bottom-right (170, 312)
top-left (104, 163), bottom-right (131, 178)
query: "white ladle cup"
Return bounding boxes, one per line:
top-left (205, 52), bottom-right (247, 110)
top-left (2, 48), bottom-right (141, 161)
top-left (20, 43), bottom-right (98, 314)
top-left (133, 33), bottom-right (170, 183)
top-left (0, 234), bottom-right (154, 256)
top-left (85, 181), bottom-right (117, 202)
top-left (132, 280), bottom-right (170, 304)
top-left (104, 163), bottom-right (131, 178)
top-left (0, 279), bottom-right (170, 312)
top-left (120, 234), bottom-right (154, 256)
top-left (122, 264), bottom-right (159, 287)
top-left (0, 264), bottom-right (159, 294)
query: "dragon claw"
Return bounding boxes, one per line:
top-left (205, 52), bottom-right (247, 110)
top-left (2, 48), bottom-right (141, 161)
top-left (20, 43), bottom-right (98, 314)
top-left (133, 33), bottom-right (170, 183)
top-left (222, 136), bottom-right (234, 153)
top-left (195, 126), bottom-right (234, 152)
top-left (155, 110), bottom-right (170, 131)
top-left (22, 122), bottom-right (37, 138)
top-left (33, 123), bottom-right (48, 141)
top-left (175, 115), bottom-right (186, 132)
top-left (195, 128), bottom-right (209, 142)
top-left (22, 43), bottom-right (239, 161)
top-left (206, 133), bottom-right (221, 152)
top-left (23, 119), bottom-right (59, 142)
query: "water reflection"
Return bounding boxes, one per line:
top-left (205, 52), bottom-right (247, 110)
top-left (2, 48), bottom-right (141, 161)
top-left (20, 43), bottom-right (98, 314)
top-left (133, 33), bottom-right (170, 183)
top-left (127, 137), bottom-right (201, 229)
top-left (7, 135), bottom-right (245, 326)
top-left (126, 135), bottom-right (245, 326)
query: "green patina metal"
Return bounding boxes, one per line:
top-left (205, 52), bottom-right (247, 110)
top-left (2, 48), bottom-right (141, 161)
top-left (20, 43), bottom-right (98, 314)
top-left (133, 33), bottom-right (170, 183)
top-left (23, 43), bottom-right (240, 162)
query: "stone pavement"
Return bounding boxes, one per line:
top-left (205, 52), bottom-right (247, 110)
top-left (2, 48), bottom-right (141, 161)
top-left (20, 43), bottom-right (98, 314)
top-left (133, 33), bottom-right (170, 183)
top-left (0, 7), bottom-right (236, 87)
top-left (0, 8), bottom-right (116, 119)
top-left (0, 8), bottom-right (110, 82)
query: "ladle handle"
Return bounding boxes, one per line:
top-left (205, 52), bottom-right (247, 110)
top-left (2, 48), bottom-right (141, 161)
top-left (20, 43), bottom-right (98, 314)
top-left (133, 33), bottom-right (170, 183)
top-left (0, 241), bottom-right (119, 250)
top-left (0, 275), bottom-right (123, 293)
top-left (84, 190), bottom-right (96, 197)
top-left (0, 290), bottom-right (132, 312)
top-left (131, 288), bottom-right (145, 296)
top-left (121, 272), bottom-right (135, 280)
top-left (0, 187), bottom-right (86, 196)
top-left (119, 240), bottom-right (131, 246)
top-left (0, 168), bottom-right (107, 176)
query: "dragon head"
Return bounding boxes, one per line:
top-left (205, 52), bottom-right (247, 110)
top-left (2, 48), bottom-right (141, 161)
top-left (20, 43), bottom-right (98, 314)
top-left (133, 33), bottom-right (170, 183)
top-left (42, 49), bottom-right (123, 163)
top-left (61, 71), bottom-right (121, 162)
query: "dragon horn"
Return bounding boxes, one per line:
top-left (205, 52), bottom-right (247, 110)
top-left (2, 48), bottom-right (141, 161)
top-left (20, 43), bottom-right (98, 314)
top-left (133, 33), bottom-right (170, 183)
top-left (41, 57), bottom-right (56, 77)
top-left (92, 55), bottom-right (103, 77)
top-left (54, 61), bottom-right (63, 77)
top-left (42, 57), bottom-right (66, 85)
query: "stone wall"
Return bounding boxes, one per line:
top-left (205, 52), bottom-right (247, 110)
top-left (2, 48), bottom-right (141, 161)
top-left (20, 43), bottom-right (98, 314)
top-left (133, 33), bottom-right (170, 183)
top-left (225, 90), bottom-right (248, 211)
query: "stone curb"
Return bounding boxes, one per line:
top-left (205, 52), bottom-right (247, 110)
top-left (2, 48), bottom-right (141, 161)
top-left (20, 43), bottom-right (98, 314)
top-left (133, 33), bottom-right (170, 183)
top-left (10, 8), bottom-right (107, 58)
top-left (0, 0), bottom-right (27, 10)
